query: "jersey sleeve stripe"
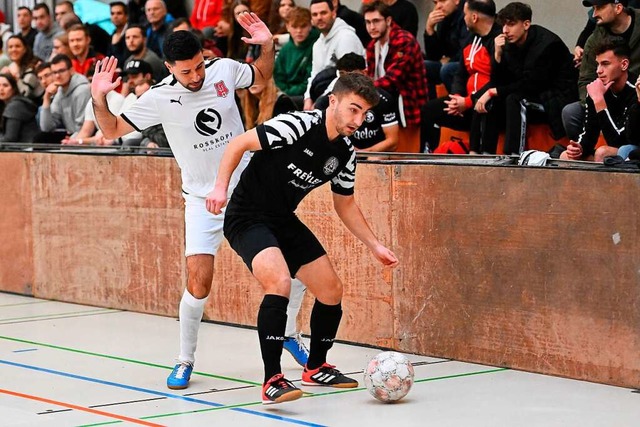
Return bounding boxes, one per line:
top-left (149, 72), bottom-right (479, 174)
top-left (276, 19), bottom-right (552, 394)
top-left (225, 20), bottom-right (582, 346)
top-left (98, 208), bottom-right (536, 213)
top-left (120, 113), bottom-right (142, 132)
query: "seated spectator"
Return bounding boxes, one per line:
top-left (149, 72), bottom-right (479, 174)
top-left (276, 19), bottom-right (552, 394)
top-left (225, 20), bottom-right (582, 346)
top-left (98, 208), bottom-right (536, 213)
top-left (123, 25), bottom-right (168, 83)
top-left (38, 54), bottom-right (91, 141)
top-left (364, 1), bottom-right (427, 152)
top-left (33, 3), bottom-right (64, 62)
top-left (0, 73), bottom-right (39, 142)
top-left (303, 0), bottom-right (364, 110)
top-left (68, 24), bottom-right (105, 78)
top-left (423, 0), bottom-right (470, 98)
top-left (421, 0), bottom-right (500, 153)
top-left (473, 2), bottom-right (577, 155)
top-left (315, 53), bottom-right (399, 152)
top-left (274, 7), bottom-right (319, 103)
top-left (563, 0), bottom-right (640, 141)
top-left (239, 78), bottom-right (297, 129)
top-left (560, 37), bottom-right (638, 162)
top-left (169, 18), bottom-right (223, 59)
top-left (269, 0), bottom-right (295, 49)
top-left (17, 7), bottom-right (38, 50)
top-left (333, 0), bottom-right (370, 46)
top-left (2, 35), bottom-right (44, 102)
top-left (190, 0), bottom-right (224, 35)
top-left (50, 33), bottom-right (72, 62)
top-left (145, 0), bottom-right (175, 57)
top-left (36, 62), bottom-right (54, 89)
top-left (224, 0), bottom-right (261, 62)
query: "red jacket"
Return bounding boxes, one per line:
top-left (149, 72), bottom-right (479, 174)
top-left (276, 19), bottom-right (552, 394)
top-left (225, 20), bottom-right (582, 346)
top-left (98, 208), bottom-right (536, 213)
top-left (366, 23), bottom-right (427, 126)
top-left (190, 0), bottom-right (224, 30)
top-left (72, 50), bottom-right (105, 77)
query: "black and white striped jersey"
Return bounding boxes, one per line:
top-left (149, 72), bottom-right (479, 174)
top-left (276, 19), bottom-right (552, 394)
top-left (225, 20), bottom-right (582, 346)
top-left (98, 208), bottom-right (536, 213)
top-left (227, 110), bottom-right (356, 216)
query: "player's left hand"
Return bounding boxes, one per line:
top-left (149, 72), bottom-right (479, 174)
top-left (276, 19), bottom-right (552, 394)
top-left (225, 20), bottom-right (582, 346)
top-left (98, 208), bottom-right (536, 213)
top-left (371, 244), bottom-right (399, 268)
top-left (206, 187), bottom-right (228, 215)
top-left (236, 12), bottom-right (273, 46)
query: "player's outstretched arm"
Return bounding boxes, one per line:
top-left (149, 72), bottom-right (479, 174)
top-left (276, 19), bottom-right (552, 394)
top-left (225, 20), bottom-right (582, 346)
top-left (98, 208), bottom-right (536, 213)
top-left (332, 193), bottom-right (399, 267)
top-left (91, 57), bottom-right (135, 139)
top-left (207, 129), bottom-right (262, 215)
top-left (236, 12), bottom-right (275, 86)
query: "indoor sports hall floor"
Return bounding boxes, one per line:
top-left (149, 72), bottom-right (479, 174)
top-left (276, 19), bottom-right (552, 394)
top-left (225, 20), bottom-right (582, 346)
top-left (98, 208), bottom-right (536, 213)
top-left (1, 292), bottom-right (638, 427)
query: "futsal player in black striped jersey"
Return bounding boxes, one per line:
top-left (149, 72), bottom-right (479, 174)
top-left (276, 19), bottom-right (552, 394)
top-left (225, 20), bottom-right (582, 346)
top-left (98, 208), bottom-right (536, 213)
top-left (208, 73), bottom-right (399, 404)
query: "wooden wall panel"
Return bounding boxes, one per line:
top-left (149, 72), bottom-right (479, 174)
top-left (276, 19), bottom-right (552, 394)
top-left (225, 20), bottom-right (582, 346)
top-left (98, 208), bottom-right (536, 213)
top-left (0, 154), bottom-right (34, 294)
top-left (1, 153), bottom-right (638, 388)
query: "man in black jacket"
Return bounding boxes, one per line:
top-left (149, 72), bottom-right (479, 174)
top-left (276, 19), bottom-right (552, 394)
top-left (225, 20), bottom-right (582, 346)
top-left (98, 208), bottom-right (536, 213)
top-left (474, 2), bottom-right (577, 155)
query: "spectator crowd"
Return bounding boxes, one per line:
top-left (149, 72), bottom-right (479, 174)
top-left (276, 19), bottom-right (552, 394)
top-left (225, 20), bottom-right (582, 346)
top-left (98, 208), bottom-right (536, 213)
top-left (0, 0), bottom-right (637, 163)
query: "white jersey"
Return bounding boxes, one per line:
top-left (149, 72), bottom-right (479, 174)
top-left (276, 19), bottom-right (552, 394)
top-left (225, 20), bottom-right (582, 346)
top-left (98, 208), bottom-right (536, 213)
top-left (121, 58), bottom-right (253, 198)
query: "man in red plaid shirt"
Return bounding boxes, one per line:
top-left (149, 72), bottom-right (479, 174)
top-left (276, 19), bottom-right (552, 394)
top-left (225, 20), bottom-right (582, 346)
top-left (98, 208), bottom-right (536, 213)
top-left (363, 0), bottom-right (428, 152)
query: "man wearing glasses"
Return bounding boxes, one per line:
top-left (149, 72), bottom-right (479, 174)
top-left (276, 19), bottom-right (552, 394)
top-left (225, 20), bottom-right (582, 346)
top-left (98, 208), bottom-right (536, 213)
top-left (39, 54), bottom-right (91, 143)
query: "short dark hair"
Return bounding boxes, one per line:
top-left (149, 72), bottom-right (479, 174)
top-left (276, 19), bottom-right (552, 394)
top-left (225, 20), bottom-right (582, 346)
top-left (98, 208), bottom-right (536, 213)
top-left (309, 0), bottom-right (333, 11)
top-left (362, 1), bottom-right (391, 19)
top-left (332, 73), bottom-right (379, 107)
top-left (110, 1), bottom-right (128, 13)
top-left (126, 24), bottom-right (146, 37)
top-left (497, 2), bottom-right (532, 25)
top-left (336, 53), bottom-right (366, 72)
top-left (36, 61), bottom-right (52, 74)
top-left (33, 3), bottom-right (51, 15)
top-left (68, 24), bottom-right (90, 37)
top-left (163, 30), bottom-right (202, 63)
top-left (56, 0), bottom-right (74, 9)
top-left (594, 36), bottom-right (631, 59)
top-left (51, 53), bottom-right (72, 69)
top-left (169, 17), bottom-right (192, 31)
top-left (467, 0), bottom-right (496, 17)
top-left (18, 6), bottom-right (33, 15)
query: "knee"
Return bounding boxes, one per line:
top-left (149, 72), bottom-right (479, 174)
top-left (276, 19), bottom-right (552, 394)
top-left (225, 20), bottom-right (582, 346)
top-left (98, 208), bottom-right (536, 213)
top-left (594, 146), bottom-right (616, 163)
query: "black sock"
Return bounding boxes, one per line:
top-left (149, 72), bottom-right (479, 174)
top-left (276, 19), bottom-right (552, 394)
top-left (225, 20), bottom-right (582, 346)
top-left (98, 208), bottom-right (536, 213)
top-left (257, 294), bottom-right (289, 383)
top-left (307, 299), bottom-right (342, 370)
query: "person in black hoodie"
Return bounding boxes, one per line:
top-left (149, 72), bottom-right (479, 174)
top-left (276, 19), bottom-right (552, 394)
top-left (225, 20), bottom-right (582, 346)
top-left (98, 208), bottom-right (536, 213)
top-left (423, 0), bottom-right (470, 98)
top-left (474, 2), bottom-right (578, 155)
top-left (0, 73), bottom-right (39, 142)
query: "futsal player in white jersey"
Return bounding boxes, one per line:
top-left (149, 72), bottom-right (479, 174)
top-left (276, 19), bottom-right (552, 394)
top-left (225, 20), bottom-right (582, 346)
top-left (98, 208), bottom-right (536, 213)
top-left (89, 15), bottom-right (310, 390)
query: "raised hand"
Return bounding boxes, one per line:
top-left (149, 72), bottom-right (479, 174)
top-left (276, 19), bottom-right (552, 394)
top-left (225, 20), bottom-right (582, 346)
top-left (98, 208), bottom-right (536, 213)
top-left (91, 56), bottom-right (121, 99)
top-left (236, 12), bottom-right (273, 46)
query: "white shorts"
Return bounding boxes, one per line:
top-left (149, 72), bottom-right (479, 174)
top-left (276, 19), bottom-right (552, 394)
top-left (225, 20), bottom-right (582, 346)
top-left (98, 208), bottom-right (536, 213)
top-left (183, 193), bottom-right (225, 257)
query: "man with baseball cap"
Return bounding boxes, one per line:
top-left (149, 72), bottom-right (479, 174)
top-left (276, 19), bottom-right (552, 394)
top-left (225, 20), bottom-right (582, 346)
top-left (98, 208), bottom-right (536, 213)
top-left (562, 0), bottom-right (640, 140)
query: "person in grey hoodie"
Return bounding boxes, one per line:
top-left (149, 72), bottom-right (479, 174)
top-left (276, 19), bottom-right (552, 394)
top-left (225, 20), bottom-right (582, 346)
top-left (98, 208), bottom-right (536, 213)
top-left (39, 54), bottom-right (90, 140)
top-left (303, 0), bottom-right (364, 110)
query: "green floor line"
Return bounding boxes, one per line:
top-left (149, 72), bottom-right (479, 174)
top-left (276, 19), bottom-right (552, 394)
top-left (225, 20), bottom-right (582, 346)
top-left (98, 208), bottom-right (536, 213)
top-left (0, 308), bottom-right (117, 323)
top-left (75, 367), bottom-right (509, 427)
top-left (0, 335), bottom-right (261, 386)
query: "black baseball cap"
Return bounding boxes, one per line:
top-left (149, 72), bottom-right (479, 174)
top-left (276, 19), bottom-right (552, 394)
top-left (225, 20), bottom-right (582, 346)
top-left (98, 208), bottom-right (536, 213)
top-left (123, 59), bottom-right (153, 75)
top-left (582, 0), bottom-right (628, 7)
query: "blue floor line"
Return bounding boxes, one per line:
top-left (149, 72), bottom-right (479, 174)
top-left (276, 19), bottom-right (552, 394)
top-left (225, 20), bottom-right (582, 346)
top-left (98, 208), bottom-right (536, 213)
top-left (0, 359), bottom-right (325, 427)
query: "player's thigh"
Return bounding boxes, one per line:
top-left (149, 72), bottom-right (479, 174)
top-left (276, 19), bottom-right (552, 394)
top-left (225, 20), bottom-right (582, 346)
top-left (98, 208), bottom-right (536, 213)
top-left (295, 255), bottom-right (343, 305)
top-left (183, 193), bottom-right (225, 257)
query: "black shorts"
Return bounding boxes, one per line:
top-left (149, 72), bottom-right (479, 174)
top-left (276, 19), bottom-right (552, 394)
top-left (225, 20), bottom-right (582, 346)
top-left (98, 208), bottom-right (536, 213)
top-left (224, 213), bottom-right (326, 276)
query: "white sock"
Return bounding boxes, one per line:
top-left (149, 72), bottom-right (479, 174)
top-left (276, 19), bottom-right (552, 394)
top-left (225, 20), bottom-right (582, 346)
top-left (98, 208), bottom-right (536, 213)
top-left (178, 289), bottom-right (207, 365)
top-left (285, 278), bottom-right (307, 337)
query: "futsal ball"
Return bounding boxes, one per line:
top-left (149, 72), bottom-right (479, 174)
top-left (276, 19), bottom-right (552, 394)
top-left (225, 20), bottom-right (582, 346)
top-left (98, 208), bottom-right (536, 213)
top-left (363, 351), bottom-right (414, 403)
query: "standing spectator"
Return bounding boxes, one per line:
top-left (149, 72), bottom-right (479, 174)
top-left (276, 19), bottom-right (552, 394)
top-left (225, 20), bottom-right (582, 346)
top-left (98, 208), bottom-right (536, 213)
top-left (17, 7), bottom-right (38, 50)
top-left (39, 54), bottom-right (91, 139)
top-left (145, 0), bottom-right (174, 57)
top-left (0, 73), bottom-right (39, 142)
top-left (333, 0), bottom-right (370, 46)
top-left (560, 37), bottom-right (638, 162)
top-left (473, 2), bottom-right (577, 155)
top-left (423, 0), bottom-right (470, 98)
top-left (2, 35), bottom-right (44, 102)
top-left (33, 3), bottom-right (64, 61)
top-left (381, 0), bottom-right (418, 37)
top-left (68, 24), bottom-right (105, 77)
top-left (123, 25), bottom-right (168, 83)
top-left (109, 2), bottom-right (130, 67)
top-left (563, 0), bottom-right (640, 141)
top-left (364, 1), bottom-right (427, 152)
top-left (54, 0), bottom-right (75, 25)
top-left (274, 7), bottom-right (319, 102)
top-left (303, 0), bottom-right (364, 110)
top-left (421, 0), bottom-right (499, 153)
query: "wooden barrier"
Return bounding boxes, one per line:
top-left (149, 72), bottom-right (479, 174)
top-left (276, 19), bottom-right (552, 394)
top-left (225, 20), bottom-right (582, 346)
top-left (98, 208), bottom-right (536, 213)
top-left (1, 152), bottom-right (638, 389)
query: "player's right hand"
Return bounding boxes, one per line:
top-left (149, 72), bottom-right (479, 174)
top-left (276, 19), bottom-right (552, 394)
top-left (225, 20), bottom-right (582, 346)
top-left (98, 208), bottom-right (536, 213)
top-left (91, 56), bottom-right (121, 99)
top-left (206, 187), bottom-right (228, 215)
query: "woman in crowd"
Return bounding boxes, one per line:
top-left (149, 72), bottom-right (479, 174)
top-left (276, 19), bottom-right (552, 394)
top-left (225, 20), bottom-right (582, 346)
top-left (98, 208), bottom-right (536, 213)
top-left (2, 36), bottom-right (43, 102)
top-left (269, 0), bottom-right (295, 49)
top-left (50, 33), bottom-right (72, 62)
top-left (0, 73), bottom-right (39, 142)
top-left (239, 77), bottom-right (297, 129)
